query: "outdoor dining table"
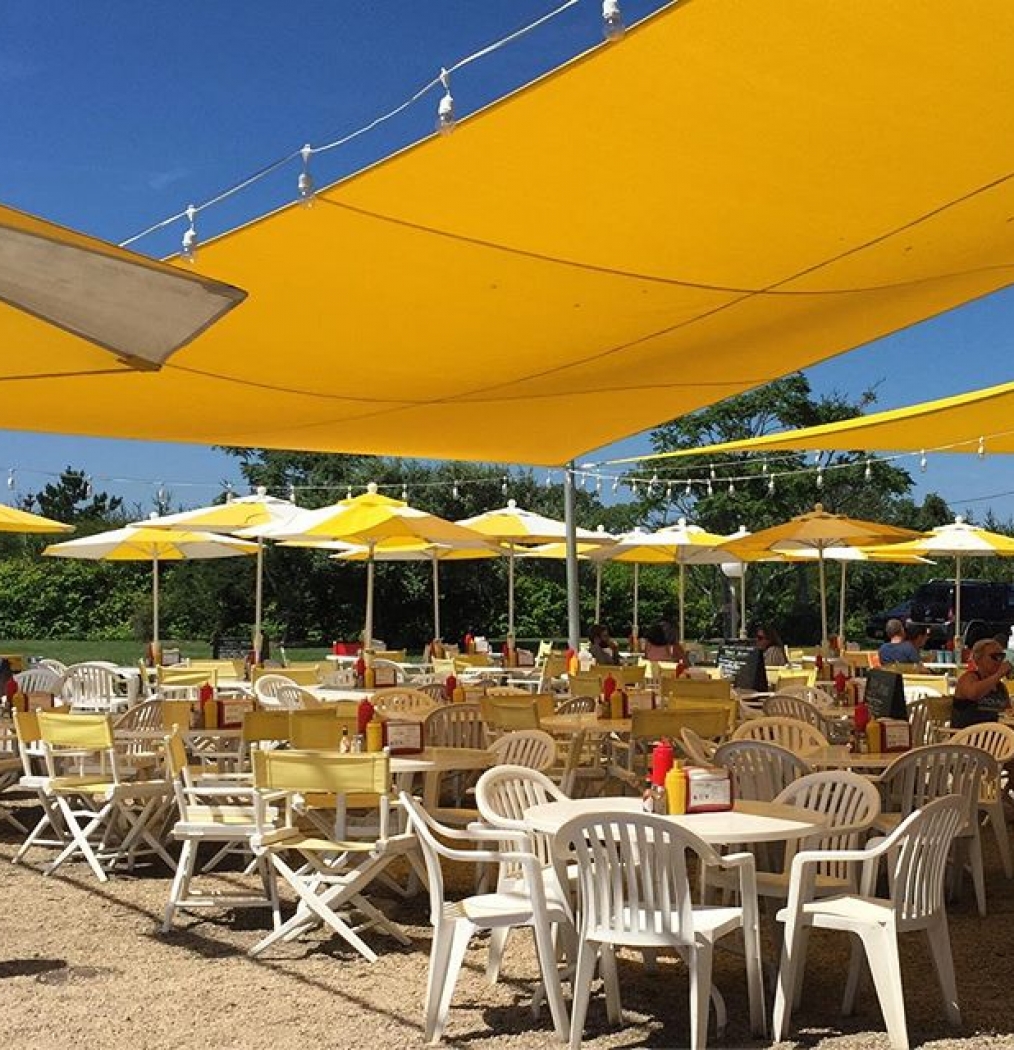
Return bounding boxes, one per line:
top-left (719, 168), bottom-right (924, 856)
top-left (540, 712), bottom-right (631, 737)
top-left (801, 745), bottom-right (897, 771)
top-left (524, 795), bottom-right (827, 846)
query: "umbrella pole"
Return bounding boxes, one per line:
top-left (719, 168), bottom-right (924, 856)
top-left (595, 561), bottom-right (603, 623)
top-left (364, 545), bottom-right (375, 650)
top-left (152, 553), bottom-right (160, 662)
top-left (739, 565), bottom-right (748, 640)
top-left (508, 543), bottom-right (515, 638)
top-left (954, 554), bottom-right (963, 653)
top-left (838, 561), bottom-right (847, 652)
top-left (678, 562), bottom-right (686, 644)
top-left (817, 548), bottom-right (829, 651)
top-left (564, 464), bottom-right (580, 650)
top-left (432, 553), bottom-right (441, 641)
top-left (253, 537), bottom-right (264, 664)
top-left (632, 563), bottom-right (640, 640)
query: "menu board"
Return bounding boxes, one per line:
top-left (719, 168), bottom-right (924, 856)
top-left (716, 642), bottom-right (769, 692)
top-left (864, 668), bottom-right (906, 720)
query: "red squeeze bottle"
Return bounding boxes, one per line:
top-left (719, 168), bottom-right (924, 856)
top-left (332, 639), bottom-right (341, 656)
top-left (650, 738), bottom-right (674, 786)
top-left (834, 669), bottom-right (848, 695)
top-left (354, 653), bottom-right (366, 687)
top-left (357, 697), bottom-right (375, 735)
top-left (602, 672), bottom-right (617, 700)
top-left (815, 652), bottom-right (824, 674)
top-left (444, 674), bottom-right (457, 701)
top-left (853, 700), bottom-right (870, 733)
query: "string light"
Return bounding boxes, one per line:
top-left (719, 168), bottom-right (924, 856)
top-left (768, 474), bottom-right (776, 495)
top-left (436, 68), bottom-right (456, 135)
top-left (297, 144), bottom-right (315, 206)
top-left (452, 480), bottom-right (460, 499)
top-left (595, 476), bottom-right (602, 496)
top-left (684, 479), bottom-right (692, 497)
top-left (501, 474), bottom-right (509, 496)
top-left (6, 469), bottom-right (13, 490)
top-left (813, 451), bottom-right (821, 465)
top-left (156, 482), bottom-right (166, 505)
top-left (978, 436), bottom-right (985, 459)
top-left (288, 482), bottom-right (296, 503)
top-left (545, 471), bottom-right (553, 488)
top-left (815, 466), bottom-right (823, 489)
top-left (602, 0), bottom-right (625, 41)
top-left (706, 477), bottom-right (713, 497)
top-left (611, 477), bottom-right (620, 494)
top-left (84, 475), bottom-right (93, 499)
top-left (864, 458), bottom-right (872, 482)
top-left (346, 485), bottom-right (353, 499)
top-left (919, 450), bottom-right (927, 472)
top-left (727, 479), bottom-right (735, 496)
top-left (401, 483), bottom-right (409, 501)
top-left (181, 205), bottom-right (198, 262)
top-left (225, 482), bottom-right (234, 502)
top-left (665, 482), bottom-right (673, 501)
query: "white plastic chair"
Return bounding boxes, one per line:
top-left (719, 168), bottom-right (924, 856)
top-left (679, 726), bottom-right (719, 766)
top-left (874, 743), bottom-right (994, 916)
top-left (488, 729), bottom-right (557, 772)
top-left (399, 790), bottom-right (570, 1044)
top-left (423, 702), bottom-right (485, 748)
top-left (762, 694), bottom-right (834, 736)
top-left (713, 739), bottom-right (812, 802)
top-left (773, 794), bottom-right (966, 1050)
top-left (731, 715), bottom-right (828, 754)
top-left (371, 687), bottom-right (437, 716)
top-left (949, 722), bottom-right (1014, 879)
top-left (64, 662), bottom-right (130, 714)
top-left (14, 667), bottom-right (65, 699)
top-left (554, 809), bottom-right (766, 1050)
top-left (253, 673), bottom-right (304, 709)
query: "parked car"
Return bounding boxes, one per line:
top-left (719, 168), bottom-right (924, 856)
top-left (868, 579), bottom-right (1014, 648)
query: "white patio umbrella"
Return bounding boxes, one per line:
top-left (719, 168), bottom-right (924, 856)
top-left (590, 520), bottom-right (736, 643)
top-left (866, 517), bottom-right (1014, 643)
top-left (457, 500), bottom-right (610, 637)
top-left (259, 483), bottom-right (492, 647)
top-left (43, 520), bottom-right (257, 654)
top-left (147, 486), bottom-right (302, 662)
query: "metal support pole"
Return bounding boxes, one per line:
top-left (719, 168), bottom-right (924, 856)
top-left (564, 463), bottom-right (581, 650)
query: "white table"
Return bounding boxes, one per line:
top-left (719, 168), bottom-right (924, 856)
top-left (524, 796), bottom-right (826, 845)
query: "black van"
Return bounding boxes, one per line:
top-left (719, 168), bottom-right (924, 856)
top-left (869, 579), bottom-right (1014, 647)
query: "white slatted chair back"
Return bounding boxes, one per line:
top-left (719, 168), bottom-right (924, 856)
top-left (65, 662), bottom-right (125, 712)
top-left (763, 695), bottom-right (830, 733)
top-left (880, 744), bottom-right (993, 828)
top-left (37, 658), bottom-right (68, 677)
top-left (679, 726), bottom-right (718, 766)
top-left (371, 657), bottom-right (405, 685)
top-left (555, 695), bottom-right (596, 715)
top-left (732, 715), bottom-right (828, 753)
top-left (476, 764), bottom-right (568, 871)
top-left (254, 673), bottom-right (303, 709)
top-left (423, 702), bottom-right (485, 748)
top-left (15, 667), bottom-right (65, 696)
top-left (372, 688), bottom-right (438, 715)
top-left (488, 730), bottom-right (556, 772)
top-left (114, 698), bottom-right (165, 731)
top-left (950, 722), bottom-right (1014, 763)
top-left (780, 683), bottom-right (837, 707)
top-left (714, 739), bottom-right (812, 801)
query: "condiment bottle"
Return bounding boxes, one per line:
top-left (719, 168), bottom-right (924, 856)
top-left (609, 688), bottom-right (624, 721)
top-left (357, 697), bottom-right (375, 735)
top-left (365, 716), bottom-right (384, 753)
top-left (444, 673), bottom-right (457, 701)
top-left (354, 653), bottom-right (366, 688)
top-left (865, 719), bottom-right (882, 754)
top-left (602, 673), bottom-right (617, 702)
top-left (200, 682), bottom-right (218, 729)
top-left (665, 761), bottom-right (688, 815)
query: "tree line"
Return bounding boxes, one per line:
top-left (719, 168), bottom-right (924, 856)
top-left (1, 375), bottom-right (1006, 649)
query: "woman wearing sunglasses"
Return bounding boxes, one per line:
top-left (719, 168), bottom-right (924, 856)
top-left (953, 638), bottom-right (1013, 728)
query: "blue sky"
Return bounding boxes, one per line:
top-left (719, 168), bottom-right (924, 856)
top-left (1, 1), bottom-right (1012, 520)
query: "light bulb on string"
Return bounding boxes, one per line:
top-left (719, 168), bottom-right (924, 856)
top-left (602, 0), bottom-right (625, 41)
top-left (684, 479), bottom-right (693, 497)
top-left (346, 485), bottom-right (353, 500)
top-left (297, 144), bottom-right (315, 206)
top-left (816, 466), bottom-right (824, 490)
top-left (978, 436), bottom-right (985, 459)
top-left (919, 450), bottom-right (927, 472)
top-left (665, 482), bottom-right (673, 501)
top-left (768, 474), bottom-right (776, 495)
top-left (436, 68), bottom-right (456, 135)
top-left (545, 471), bottom-right (553, 488)
top-left (501, 475), bottom-right (509, 497)
top-left (706, 478), bottom-right (713, 497)
top-left (85, 475), bottom-right (93, 499)
top-left (288, 483), bottom-right (296, 504)
top-left (401, 484), bottom-right (409, 502)
top-left (812, 450), bottom-right (821, 465)
top-left (727, 479), bottom-right (736, 496)
top-left (6, 469), bottom-right (13, 491)
top-left (709, 464), bottom-right (716, 482)
top-left (611, 477), bottom-right (620, 494)
top-left (761, 460), bottom-right (769, 475)
top-left (181, 205), bottom-right (198, 263)
top-left (452, 481), bottom-right (460, 499)
top-left (630, 479), bottom-right (639, 496)
top-left (864, 458), bottom-right (872, 482)
top-left (156, 483), bottom-right (166, 506)
top-left (595, 476), bottom-right (602, 496)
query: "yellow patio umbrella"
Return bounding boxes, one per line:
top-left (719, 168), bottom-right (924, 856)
top-left (0, 201), bottom-right (244, 377)
top-left (589, 520), bottom-right (736, 644)
top-left (147, 487), bottom-right (302, 663)
top-left (457, 501), bottom-right (609, 637)
top-left (722, 505), bottom-right (920, 648)
top-left (331, 540), bottom-right (500, 641)
top-left (0, 504), bottom-right (73, 534)
top-left (43, 520), bottom-right (257, 654)
top-left (261, 484), bottom-right (492, 647)
top-left (866, 518), bottom-right (1014, 643)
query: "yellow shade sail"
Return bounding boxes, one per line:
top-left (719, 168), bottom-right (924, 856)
top-left (0, 202), bottom-right (244, 376)
top-left (0, 504), bottom-right (73, 534)
top-left (617, 380), bottom-right (1014, 463)
top-left (2, 3), bottom-right (1014, 463)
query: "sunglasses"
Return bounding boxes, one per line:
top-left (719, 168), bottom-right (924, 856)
top-left (986, 652), bottom-right (1005, 662)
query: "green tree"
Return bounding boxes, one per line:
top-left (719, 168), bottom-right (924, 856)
top-left (29, 468), bottom-right (125, 529)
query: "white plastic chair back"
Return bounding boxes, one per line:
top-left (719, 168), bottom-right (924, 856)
top-left (714, 739), bottom-right (812, 801)
top-left (555, 696), bottom-right (596, 715)
top-left (731, 715), bottom-right (828, 753)
top-left (15, 667), bottom-right (65, 696)
top-left (38, 658), bottom-right (68, 677)
top-left (950, 722), bottom-right (1014, 763)
top-left (423, 702), bottom-right (485, 748)
top-left (780, 683), bottom-right (836, 708)
top-left (254, 673), bottom-right (303, 709)
top-left (763, 695), bottom-right (828, 732)
top-left (114, 698), bottom-right (165, 731)
top-left (679, 726), bottom-right (718, 766)
top-left (880, 744), bottom-right (993, 831)
top-left (372, 688), bottom-right (437, 715)
top-left (65, 662), bottom-right (125, 712)
top-left (488, 730), bottom-right (556, 772)
top-left (476, 764), bottom-right (567, 869)
top-left (371, 657), bottom-right (405, 684)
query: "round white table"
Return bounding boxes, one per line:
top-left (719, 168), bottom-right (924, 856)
top-left (524, 796), bottom-right (826, 845)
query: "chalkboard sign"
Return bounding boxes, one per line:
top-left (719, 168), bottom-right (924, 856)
top-left (212, 636), bottom-right (249, 660)
top-left (864, 668), bottom-right (906, 720)
top-left (717, 642), bottom-right (769, 692)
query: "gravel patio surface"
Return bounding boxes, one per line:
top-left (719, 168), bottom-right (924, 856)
top-left (1, 792), bottom-right (1013, 1050)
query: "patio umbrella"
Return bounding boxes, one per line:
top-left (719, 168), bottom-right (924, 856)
top-left (457, 500), bottom-right (608, 637)
top-left (866, 517), bottom-right (1014, 643)
top-left (330, 541), bottom-right (500, 641)
top-left (0, 200), bottom-right (244, 376)
top-left (0, 504), bottom-right (74, 534)
top-left (516, 526), bottom-right (616, 622)
top-left (590, 521), bottom-right (736, 644)
top-left (262, 484), bottom-right (491, 647)
top-left (721, 504), bottom-right (920, 649)
top-left (43, 521), bottom-right (257, 654)
top-left (147, 487), bottom-right (302, 663)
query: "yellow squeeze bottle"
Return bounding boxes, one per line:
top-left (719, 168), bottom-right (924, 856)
top-left (365, 717), bottom-right (384, 753)
top-left (865, 719), bottom-right (882, 754)
top-left (665, 762), bottom-right (687, 815)
top-left (609, 690), bottom-right (624, 720)
top-left (452, 685), bottom-right (465, 703)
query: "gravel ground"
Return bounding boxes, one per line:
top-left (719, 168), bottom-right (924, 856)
top-left (1, 792), bottom-right (1013, 1050)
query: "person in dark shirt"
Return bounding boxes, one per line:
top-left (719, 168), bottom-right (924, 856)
top-left (953, 638), bottom-right (1011, 728)
top-left (588, 623), bottom-right (620, 665)
top-left (877, 619), bottom-right (921, 665)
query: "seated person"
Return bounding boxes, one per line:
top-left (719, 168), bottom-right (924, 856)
top-left (953, 638), bottom-right (1012, 728)
top-left (641, 621), bottom-right (686, 663)
top-left (588, 623), bottom-right (620, 665)
top-left (877, 619), bottom-right (925, 666)
top-left (755, 624), bottom-right (788, 666)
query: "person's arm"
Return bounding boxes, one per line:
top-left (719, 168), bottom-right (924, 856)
top-left (955, 663), bottom-right (1012, 702)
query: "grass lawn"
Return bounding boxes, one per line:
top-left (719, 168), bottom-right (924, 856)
top-left (0, 639), bottom-right (329, 666)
